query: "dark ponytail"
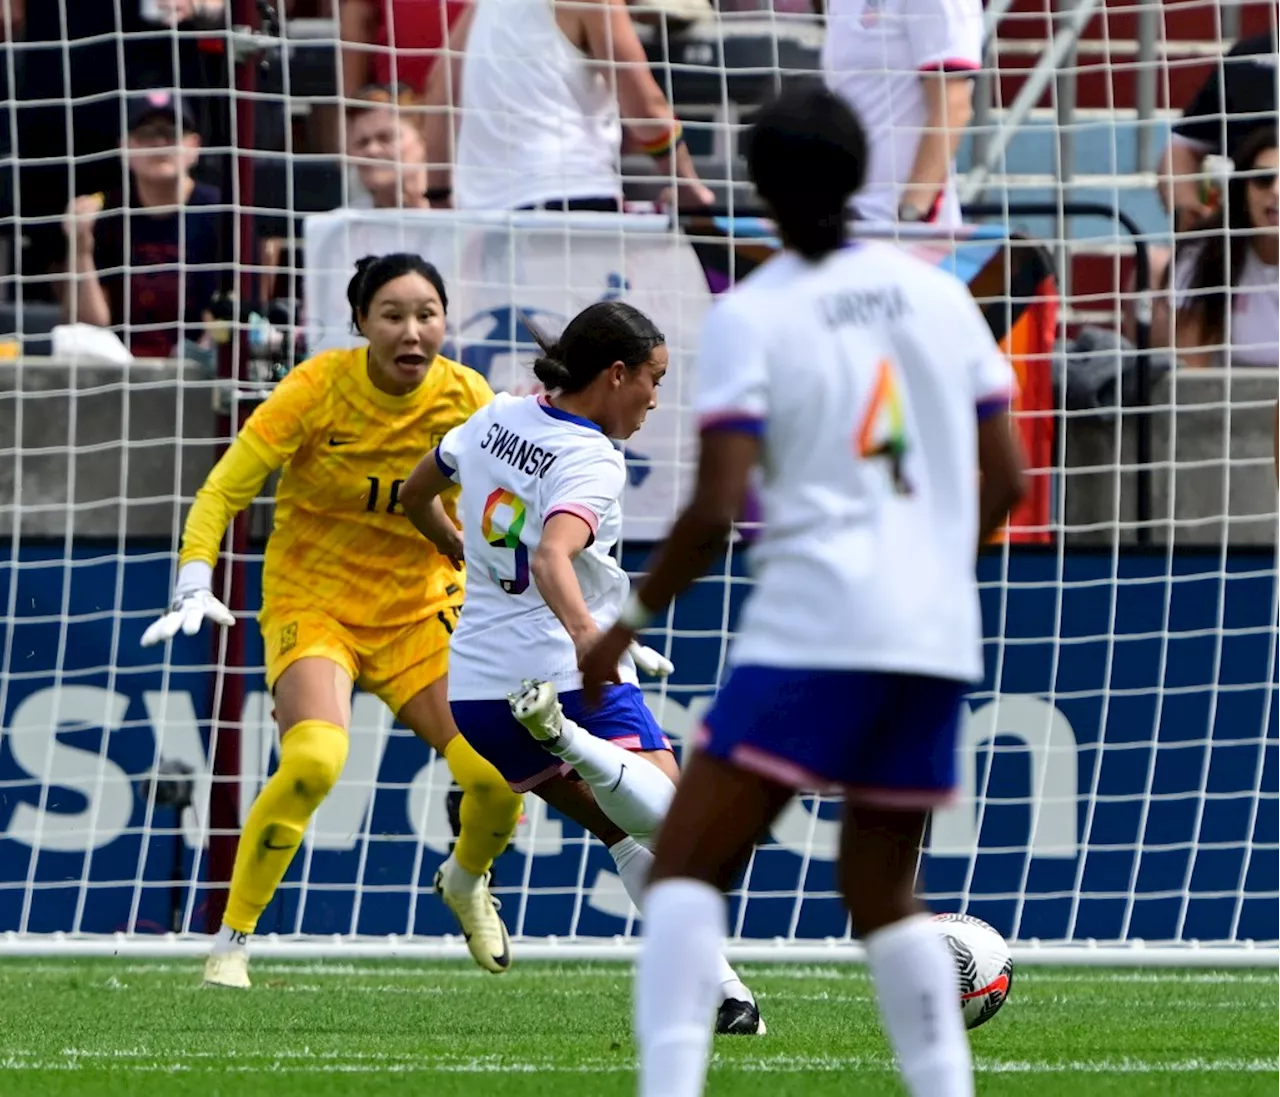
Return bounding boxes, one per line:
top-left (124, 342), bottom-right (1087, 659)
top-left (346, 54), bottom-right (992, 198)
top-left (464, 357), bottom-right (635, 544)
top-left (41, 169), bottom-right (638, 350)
top-left (1181, 125), bottom-right (1277, 347)
top-left (746, 81), bottom-right (867, 261)
top-left (347, 252), bottom-right (449, 329)
top-left (524, 301), bottom-right (664, 394)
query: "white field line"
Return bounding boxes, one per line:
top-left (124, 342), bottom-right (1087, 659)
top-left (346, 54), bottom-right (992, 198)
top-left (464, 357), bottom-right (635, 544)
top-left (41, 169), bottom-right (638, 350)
top-left (1, 979), bottom-right (1258, 1009)
top-left (0, 961), bottom-right (1276, 983)
top-left (0, 1052), bottom-right (1274, 1076)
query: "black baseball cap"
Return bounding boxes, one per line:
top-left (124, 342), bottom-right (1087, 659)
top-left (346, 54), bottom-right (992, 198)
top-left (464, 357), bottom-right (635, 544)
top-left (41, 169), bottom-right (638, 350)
top-left (126, 90), bottom-right (199, 134)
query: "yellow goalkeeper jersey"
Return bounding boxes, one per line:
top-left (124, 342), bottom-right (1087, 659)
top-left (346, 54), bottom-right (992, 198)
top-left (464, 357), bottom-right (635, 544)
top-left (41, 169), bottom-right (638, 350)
top-left (241, 346), bottom-right (492, 628)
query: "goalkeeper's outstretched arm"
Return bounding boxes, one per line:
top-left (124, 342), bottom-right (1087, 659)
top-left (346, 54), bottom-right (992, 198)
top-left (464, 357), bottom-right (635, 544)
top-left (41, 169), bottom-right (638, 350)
top-left (140, 435), bottom-right (279, 646)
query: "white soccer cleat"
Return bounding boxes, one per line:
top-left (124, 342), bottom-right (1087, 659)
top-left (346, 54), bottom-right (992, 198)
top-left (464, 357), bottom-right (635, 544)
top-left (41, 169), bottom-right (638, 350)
top-left (202, 950), bottom-right (251, 990)
top-left (507, 679), bottom-right (565, 743)
top-left (434, 868), bottom-right (512, 975)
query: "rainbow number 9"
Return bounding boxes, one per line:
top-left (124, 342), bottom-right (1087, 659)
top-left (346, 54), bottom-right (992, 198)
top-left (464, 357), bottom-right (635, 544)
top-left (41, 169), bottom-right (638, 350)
top-left (481, 487), bottom-right (530, 595)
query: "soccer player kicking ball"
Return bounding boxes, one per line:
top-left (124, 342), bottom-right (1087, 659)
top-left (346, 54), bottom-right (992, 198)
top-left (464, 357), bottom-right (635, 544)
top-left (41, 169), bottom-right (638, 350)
top-left (142, 253), bottom-right (522, 987)
top-left (581, 84), bottom-right (1028, 1097)
top-left (399, 301), bottom-right (765, 1035)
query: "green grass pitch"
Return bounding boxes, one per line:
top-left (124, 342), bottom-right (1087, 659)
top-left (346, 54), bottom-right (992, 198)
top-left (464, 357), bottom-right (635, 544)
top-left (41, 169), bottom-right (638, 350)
top-left (1, 959), bottom-right (1275, 1096)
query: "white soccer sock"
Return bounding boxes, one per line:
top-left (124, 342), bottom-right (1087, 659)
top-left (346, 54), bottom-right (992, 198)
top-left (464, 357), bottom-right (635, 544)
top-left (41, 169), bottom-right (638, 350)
top-left (611, 838), bottom-right (755, 1009)
top-left (636, 878), bottom-right (725, 1097)
top-left (864, 913), bottom-right (974, 1097)
top-left (439, 851), bottom-right (484, 894)
top-left (609, 835), bottom-right (654, 907)
top-left (546, 715), bottom-right (675, 845)
top-left (212, 923), bottom-right (250, 956)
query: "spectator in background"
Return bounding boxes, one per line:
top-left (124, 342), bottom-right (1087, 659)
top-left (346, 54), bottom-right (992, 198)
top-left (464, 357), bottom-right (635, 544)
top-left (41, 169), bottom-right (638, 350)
top-left (1155, 126), bottom-right (1278, 370)
top-left (346, 83), bottom-right (434, 208)
top-left (61, 91), bottom-right (227, 359)
top-left (423, 0), bottom-right (713, 212)
top-left (821, 0), bottom-right (981, 227)
top-left (1160, 29), bottom-right (1277, 234)
top-left (14, 0), bottom-right (231, 301)
top-left (340, 0), bottom-right (468, 99)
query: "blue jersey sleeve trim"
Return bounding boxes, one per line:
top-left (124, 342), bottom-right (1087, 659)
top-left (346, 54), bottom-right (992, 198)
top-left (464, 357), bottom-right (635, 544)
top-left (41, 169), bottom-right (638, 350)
top-left (700, 414), bottom-right (766, 437)
top-left (976, 392), bottom-right (1014, 422)
top-left (434, 447), bottom-right (458, 481)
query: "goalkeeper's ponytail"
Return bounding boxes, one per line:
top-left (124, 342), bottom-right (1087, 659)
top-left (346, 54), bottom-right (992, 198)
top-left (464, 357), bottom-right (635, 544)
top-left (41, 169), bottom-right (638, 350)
top-left (746, 81), bottom-right (867, 262)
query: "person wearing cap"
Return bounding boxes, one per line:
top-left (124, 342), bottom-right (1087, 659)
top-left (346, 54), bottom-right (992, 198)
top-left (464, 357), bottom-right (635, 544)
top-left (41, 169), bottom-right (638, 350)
top-left (61, 90), bottom-right (228, 359)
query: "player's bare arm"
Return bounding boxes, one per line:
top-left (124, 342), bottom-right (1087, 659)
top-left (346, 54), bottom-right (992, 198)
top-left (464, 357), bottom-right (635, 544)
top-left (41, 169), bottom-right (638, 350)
top-left (579, 429), bottom-right (757, 701)
top-left (976, 408), bottom-right (1027, 547)
top-left (400, 447), bottom-right (465, 560)
top-left (532, 512), bottom-right (613, 669)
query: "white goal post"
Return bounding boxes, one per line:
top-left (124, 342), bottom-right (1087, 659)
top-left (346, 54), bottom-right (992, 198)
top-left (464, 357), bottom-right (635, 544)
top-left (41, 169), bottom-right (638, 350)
top-left (0, 4), bottom-right (1276, 967)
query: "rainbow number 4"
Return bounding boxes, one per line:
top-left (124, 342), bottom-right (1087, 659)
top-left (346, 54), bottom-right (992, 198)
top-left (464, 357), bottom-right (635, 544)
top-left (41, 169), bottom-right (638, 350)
top-left (855, 358), bottom-right (913, 496)
top-left (481, 487), bottom-right (531, 594)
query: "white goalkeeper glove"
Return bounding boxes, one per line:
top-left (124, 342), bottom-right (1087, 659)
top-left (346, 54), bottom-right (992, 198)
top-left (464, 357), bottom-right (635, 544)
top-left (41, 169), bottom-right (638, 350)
top-left (628, 641), bottom-right (674, 678)
top-left (141, 561), bottom-right (236, 647)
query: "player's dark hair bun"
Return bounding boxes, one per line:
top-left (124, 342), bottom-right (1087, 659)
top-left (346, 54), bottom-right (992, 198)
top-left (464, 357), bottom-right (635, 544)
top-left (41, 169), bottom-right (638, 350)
top-left (747, 80), bottom-right (867, 261)
top-left (531, 344), bottom-right (573, 390)
top-left (525, 301), bottom-right (663, 395)
top-left (347, 252), bottom-right (449, 331)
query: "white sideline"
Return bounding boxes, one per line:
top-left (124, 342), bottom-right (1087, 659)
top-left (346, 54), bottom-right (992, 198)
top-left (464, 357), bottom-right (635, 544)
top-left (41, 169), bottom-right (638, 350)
top-left (1, 1054), bottom-right (1275, 1076)
top-left (1, 933), bottom-right (1276, 968)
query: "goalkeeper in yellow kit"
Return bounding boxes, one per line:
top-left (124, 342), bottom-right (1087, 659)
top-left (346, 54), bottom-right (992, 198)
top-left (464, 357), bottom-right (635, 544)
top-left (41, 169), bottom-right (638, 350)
top-left (142, 252), bottom-right (522, 987)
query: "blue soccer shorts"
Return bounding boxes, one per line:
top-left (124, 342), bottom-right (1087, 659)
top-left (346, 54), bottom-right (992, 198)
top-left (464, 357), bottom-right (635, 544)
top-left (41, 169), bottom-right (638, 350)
top-left (697, 666), bottom-right (967, 809)
top-left (452, 682), bottom-right (671, 792)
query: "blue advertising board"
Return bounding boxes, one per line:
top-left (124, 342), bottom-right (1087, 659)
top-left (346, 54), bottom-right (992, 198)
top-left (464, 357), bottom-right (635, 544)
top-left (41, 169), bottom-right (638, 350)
top-left (0, 543), bottom-right (1275, 944)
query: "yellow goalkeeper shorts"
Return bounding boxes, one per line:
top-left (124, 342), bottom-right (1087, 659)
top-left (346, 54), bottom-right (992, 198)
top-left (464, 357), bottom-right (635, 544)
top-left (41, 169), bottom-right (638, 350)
top-left (260, 601), bottom-right (461, 717)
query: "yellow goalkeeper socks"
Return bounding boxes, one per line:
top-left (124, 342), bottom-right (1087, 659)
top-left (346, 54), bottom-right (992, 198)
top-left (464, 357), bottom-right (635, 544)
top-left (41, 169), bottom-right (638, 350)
top-left (222, 719), bottom-right (349, 934)
top-left (443, 735), bottom-right (522, 877)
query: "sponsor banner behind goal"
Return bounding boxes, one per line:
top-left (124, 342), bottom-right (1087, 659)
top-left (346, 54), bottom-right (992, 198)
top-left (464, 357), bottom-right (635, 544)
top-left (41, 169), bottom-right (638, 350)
top-left (0, 546), bottom-right (1274, 947)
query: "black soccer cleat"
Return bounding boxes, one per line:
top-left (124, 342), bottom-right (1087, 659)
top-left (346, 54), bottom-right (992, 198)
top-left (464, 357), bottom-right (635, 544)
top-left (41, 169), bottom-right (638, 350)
top-left (715, 998), bottom-right (766, 1035)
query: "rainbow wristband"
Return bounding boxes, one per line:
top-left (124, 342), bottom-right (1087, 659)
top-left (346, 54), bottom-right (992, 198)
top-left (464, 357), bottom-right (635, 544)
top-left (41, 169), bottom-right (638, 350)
top-left (638, 121), bottom-right (684, 158)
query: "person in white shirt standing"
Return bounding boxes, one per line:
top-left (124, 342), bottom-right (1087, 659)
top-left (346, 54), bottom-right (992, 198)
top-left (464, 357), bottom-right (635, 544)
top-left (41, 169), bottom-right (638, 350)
top-left (398, 301), bottom-right (765, 1035)
top-left (822, 0), bottom-right (982, 227)
top-left (581, 82), bottom-right (1027, 1097)
top-left (422, 0), bottom-right (713, 211)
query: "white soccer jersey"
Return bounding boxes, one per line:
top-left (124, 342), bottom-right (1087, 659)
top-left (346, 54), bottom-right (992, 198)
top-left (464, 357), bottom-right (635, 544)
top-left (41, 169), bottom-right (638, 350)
top-left (438, 392), bottom-right (637, 700)
top-left (822, 0), bottom-right (982, 227)
top-left (696, 243), bottom-right (1015, 683)
top-left (1173, 243), bottom-right (1279, 368)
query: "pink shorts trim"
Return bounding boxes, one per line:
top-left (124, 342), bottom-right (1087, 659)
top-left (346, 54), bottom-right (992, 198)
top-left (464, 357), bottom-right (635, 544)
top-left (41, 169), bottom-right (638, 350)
top-left (509, 760), bottom-right (573, 793)
top-left (611, 733), bottom-right (673, 753)
top-left (697, 724), bottom-right (957, 807)
top-left (546, 502), bottom-right (600, 535)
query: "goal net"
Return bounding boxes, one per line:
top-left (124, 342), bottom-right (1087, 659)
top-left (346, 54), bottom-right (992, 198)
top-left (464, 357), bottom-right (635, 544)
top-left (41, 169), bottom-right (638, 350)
top-left (0, 0), bottom-right (1275, 964)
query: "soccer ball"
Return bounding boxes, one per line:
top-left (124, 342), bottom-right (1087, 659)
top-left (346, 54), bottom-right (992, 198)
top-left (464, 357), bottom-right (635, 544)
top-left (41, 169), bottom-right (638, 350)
top-left (932, 913), bottom-right (1013, 1029)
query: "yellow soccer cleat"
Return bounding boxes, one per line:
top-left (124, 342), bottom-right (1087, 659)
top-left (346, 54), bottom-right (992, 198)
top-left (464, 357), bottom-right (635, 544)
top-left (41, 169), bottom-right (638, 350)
top-left (434, 864), bottom-right (512, 974)
top-left (203, 950), bottom-right (251, 990)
